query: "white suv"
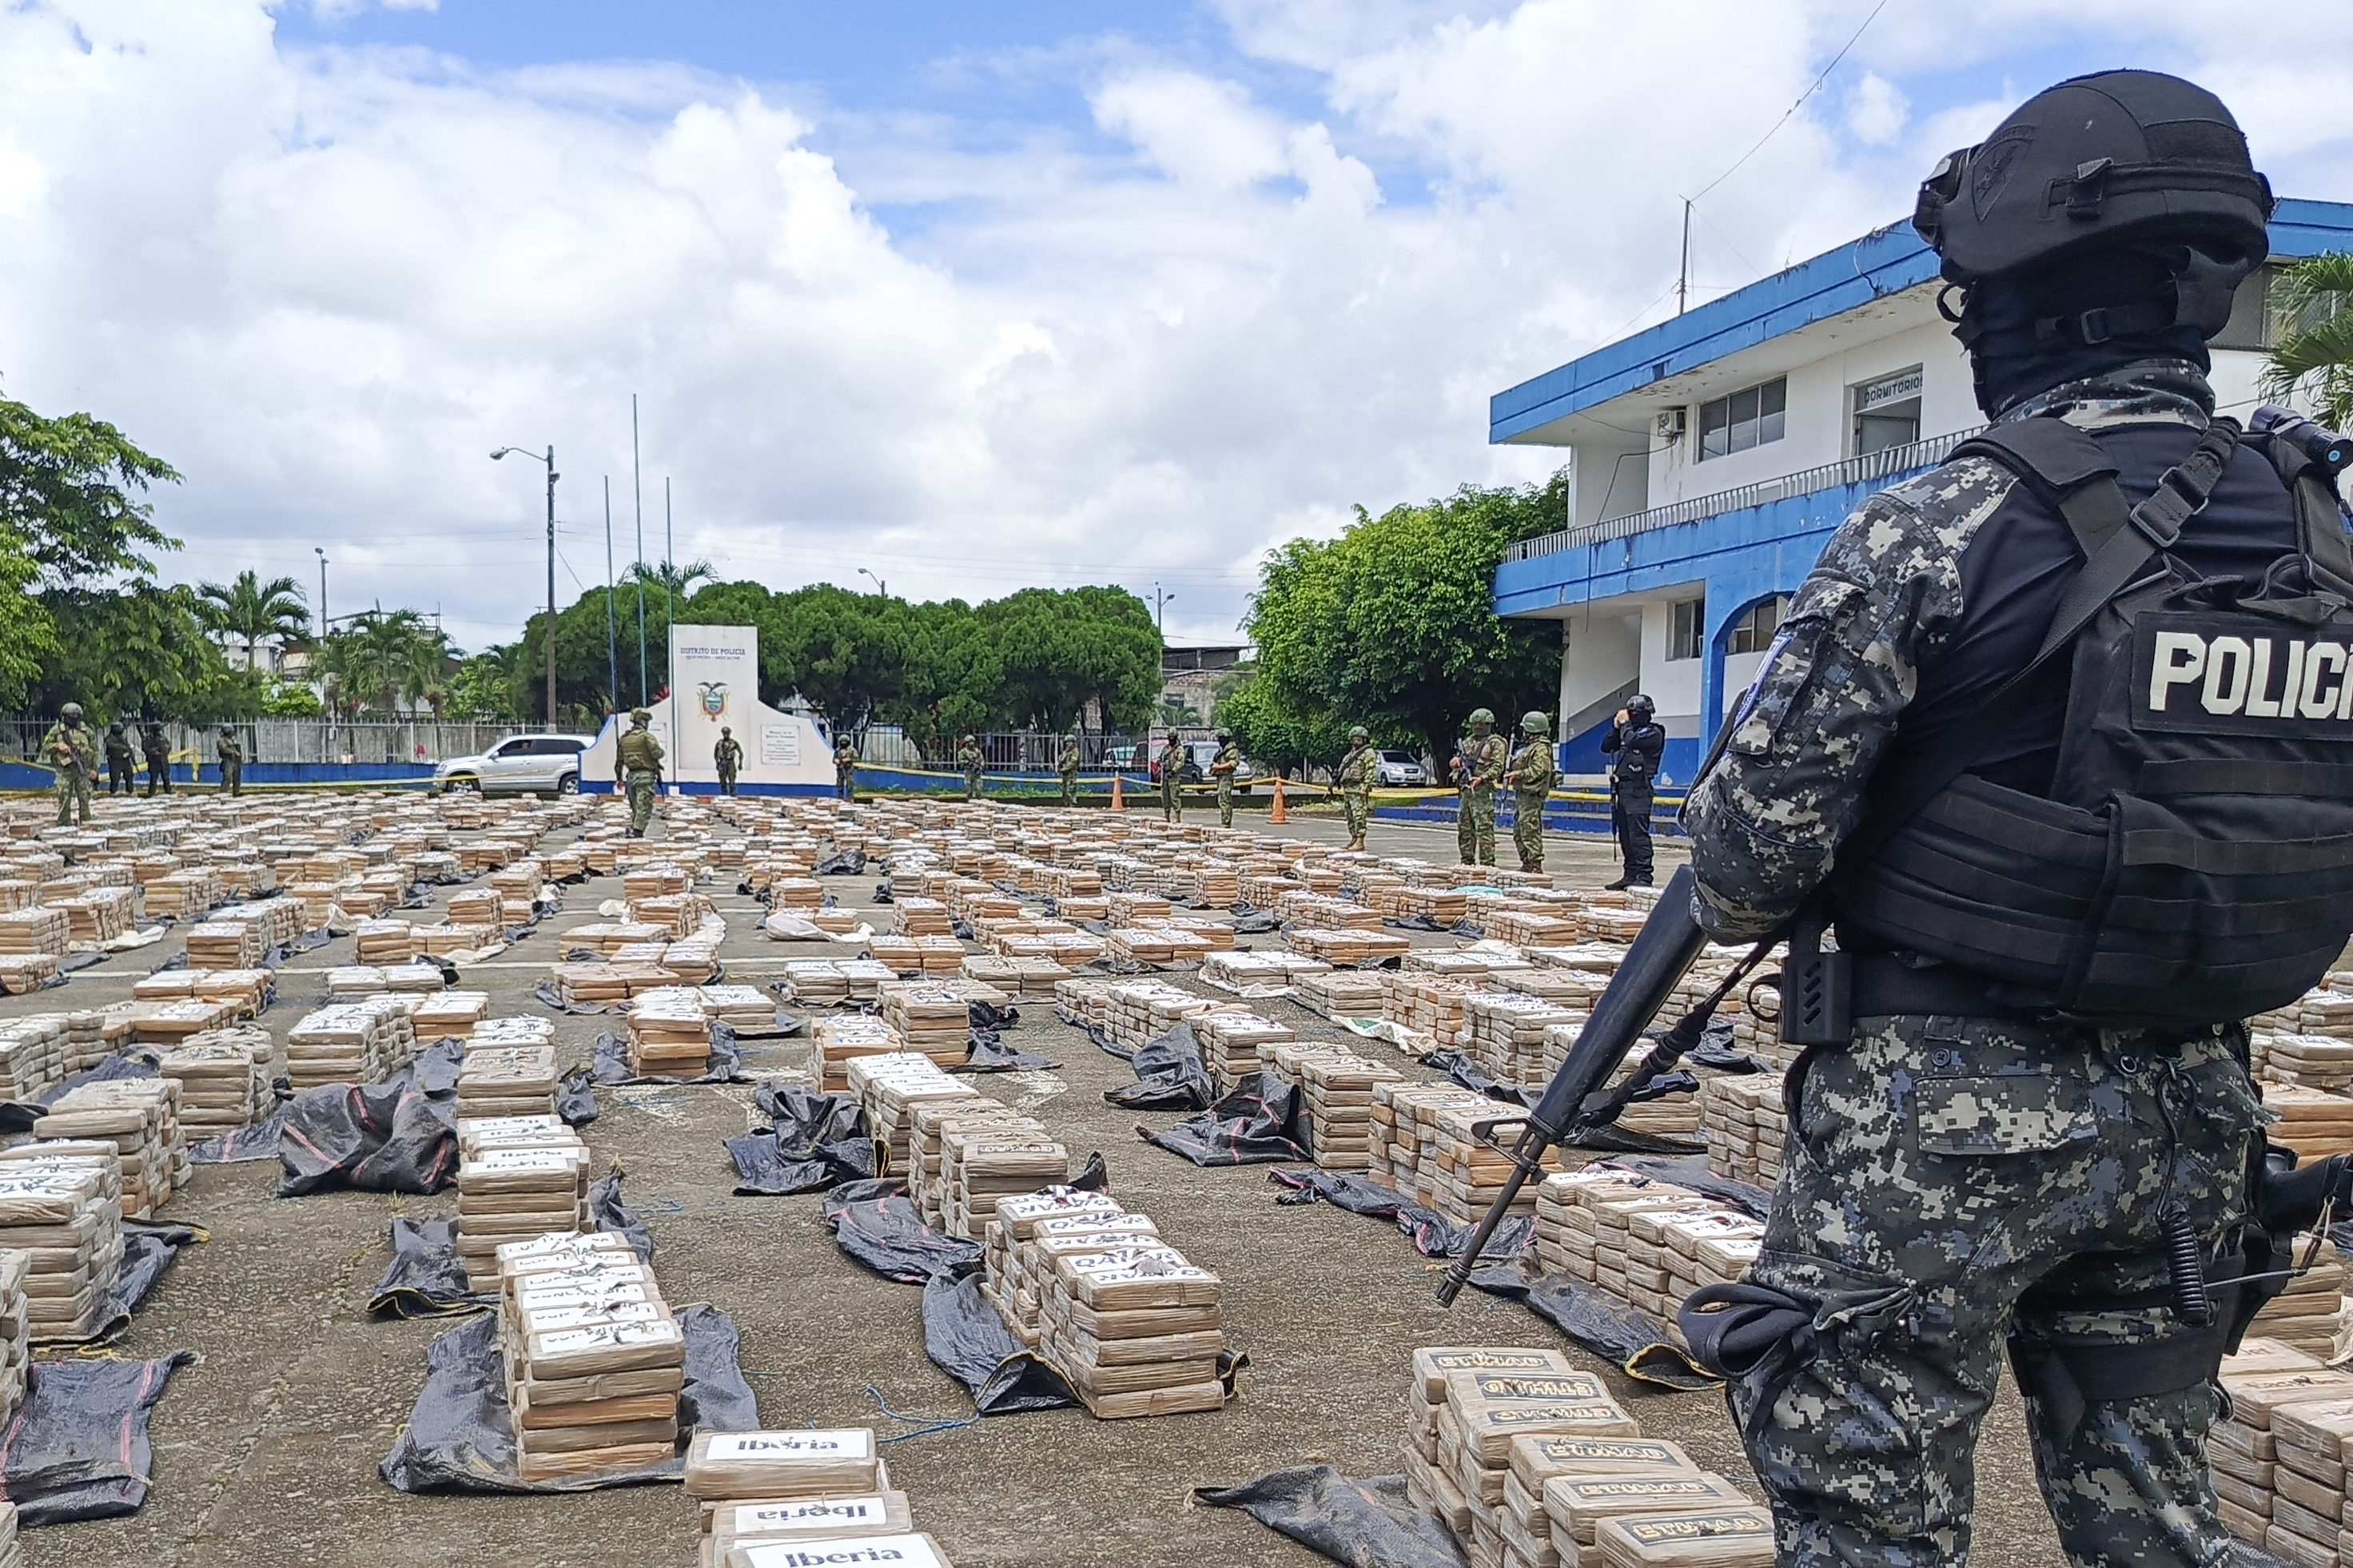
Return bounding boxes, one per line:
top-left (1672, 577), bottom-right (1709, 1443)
top-left (434, 734), bottom-right (591, 795)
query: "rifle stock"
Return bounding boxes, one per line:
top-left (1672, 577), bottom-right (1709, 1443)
top-left (1434, 865), bottom-right (1710, 1306)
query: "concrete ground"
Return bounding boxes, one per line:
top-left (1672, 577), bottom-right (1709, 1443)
top-left (14, 798), bottom-right (2068, 1568)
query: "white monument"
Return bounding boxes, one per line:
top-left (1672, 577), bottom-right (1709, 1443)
top-left (581, 623), bottom-right (833, 793)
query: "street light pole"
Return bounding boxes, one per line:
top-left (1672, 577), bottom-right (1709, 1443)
top-left (1153, 583), bottom-right (1175, 633)
top-left (492, 444), bottom-right (560, 725)
top-left (314, 547), bottom-right (328, 640)
top-left (858, 567), bottom-right (886, 596)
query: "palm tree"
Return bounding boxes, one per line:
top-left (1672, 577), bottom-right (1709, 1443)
top-left (321, 607), bottom-right (446, 715)
top-left (627, 559), bottom-right (717, 601)
top-left (197, 570), bottom-right (309, 671)
top-left (2262, 253), bottom-right (2353, 428)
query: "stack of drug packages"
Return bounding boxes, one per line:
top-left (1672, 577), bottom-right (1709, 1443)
top-left (1262, 1042), bottom-right (1405, 1172)
top-left (457, 1017), bottom-right (561, 1121)
top-left (879, 983), bottom-right (973, 1069)
top-left (457, 1120), bottom-right (591, 1291)
top-left (0, 1017), bottom-right (67, 1103)
top-left (2240, 1236), bottom-right (2346, 1361)
top-left (1099, 979), bottom-right (1220, 1053)
top-left (0, 1140), bottom-right (124, 1341)
top-left (939, 1120), bottom-right (1069, 1241)
top-left (1531, 1170), bottom-right (1763, 1327)
top-left (686, 1428), bottom-right (934, 1568)
top-left (1285, 926), bottom-right (1412, 967)
top-left (1294, 967), bottom-right (1392, 1023)
top-left (1414, 1094), bottom-right (1567, 1228)
top-left (626, 986), bottom-right (711, 1077)
top-left (1033, 1220), bottom-right (1227, 1419)
top-left (182, 918), bottom-right (261, 970)
top-left (1192, 1011), bottom-right (1295, 1092)
top-left (2210, 1344), bottom-right (2353, 1560)
top-left (353, 918), bottom-right (416, 966)
top-left (909, 1096), bottom-right (1045, 1231)
top-left (32, 1077), bottom-right (184, 1219)
top-left (284, 1001), bottom-right (407, 1089)
top-left (698, 985), bottom-right (774, 1035)
top-left (1466, 993), bottom-right (1586, 1089)
top-left (1368, 1083), bottom-right (1501, 1202)
top-left (1699, 1074), bottom-right (1787, 1190)
top-left (496, 1231), bottom-right (684, 1482)
top-left (156, 1025), bottom-right (274, 1131)
top-left (410, 988), bottom-right (491, 1042)
top-left (130, 965), bottom-right (271, 1019)
top-left (845, 1053), bottom-right (975, 1176)
top-left (2262, 1086), bottom-right (2353, 1160)
top-left (1407, 1347), bottom-right (1770, 1568)
top-left (980, 1185), bottom-right (1137, 1345)
top-left (0, 909), bottom-right (68, 961)
top-left (814, 1016), bottom-right (906, 1092)
top-left (958, 953), bottom-right (1068, 1001)
top-left (1388, 974), bottom-right (1483, 1053)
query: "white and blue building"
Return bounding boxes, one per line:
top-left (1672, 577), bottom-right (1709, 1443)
top-left (1491, 199), bottom-right (2353, 789)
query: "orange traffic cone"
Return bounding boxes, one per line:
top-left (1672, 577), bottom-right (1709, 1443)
top-left (1110, 770), bottom-right (1125, 813)
top-left (1269, 774), bottom-right (1287, 825)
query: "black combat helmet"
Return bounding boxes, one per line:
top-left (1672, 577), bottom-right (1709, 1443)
top-left (1625, 694), bottom-right (1654, 719)
top-left (1913, 70), bottom-right (2271, 286)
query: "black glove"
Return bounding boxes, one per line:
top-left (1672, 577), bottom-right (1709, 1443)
top-left (2257, 1149), bottom-right (2353, 1238)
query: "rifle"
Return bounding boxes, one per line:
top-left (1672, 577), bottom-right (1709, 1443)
top-left (1433, 864), bottom-right (1774, 1306)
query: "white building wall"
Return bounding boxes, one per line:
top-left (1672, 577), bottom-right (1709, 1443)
top-left (1638, 598), bottom-right (1704, 735)
top-left (1559, 610), bottom-right (1641, 734)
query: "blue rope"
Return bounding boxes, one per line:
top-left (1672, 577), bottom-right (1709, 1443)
top-left (863, 1383), bottom-right (980, 1444)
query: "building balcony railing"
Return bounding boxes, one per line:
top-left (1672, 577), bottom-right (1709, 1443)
top-left (1504, 425), bottom-right (1986, 562)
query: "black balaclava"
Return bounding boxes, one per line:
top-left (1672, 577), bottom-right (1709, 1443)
top-left (1957, 245), bottom-right (2218, 418)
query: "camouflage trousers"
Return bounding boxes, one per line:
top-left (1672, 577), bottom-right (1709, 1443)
top-left (1731, 1017), bottom-right (2258, 1568)
top-left (716, 769), bottom-right (736, 798)
top-left (838, 771), bottom-right (856, 802)
top-left (964, 770), bottom-right (981, 800)
top-left (1162, 782), bottom-right (1180, 822)
top-left (220, 759), bottom-right (240, 796)
top-left (54, 770), bottom-right (90, 826)
top-left (1340, 790), bottom-right (1369, 846)
top-left (1059, 773), bottom-right (1077, 806)
top-left (1510, 792), bottom-right (1546, 870)
top-left (1216, 778), bottom-right (1234, 828)
top-left (624, 769), bottom-right (659, 837)
top-left (1456, 787), bottom-right (1495, 865)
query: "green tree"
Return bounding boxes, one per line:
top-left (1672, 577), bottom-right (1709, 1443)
top-left (1245, 475), bottom-right (1567, 768)
top-left (258, 679), bottom-right (323, 718)
top-left (2263, 252), bottom-right (2353, 428)
top-left (445, 651), bottom-right (520, 722)
top-left (981, 587), bottom-right (1161, 732)
top-left (1213, 667), bottom-right (1357, 777)
top-left (321, 607), bottom-right (448, 717)
top-left (31, 583), bottom-right (237, 722)
top-left (198, 569), bottom-right (310, 671)
top-left (630, 559), bottom-right (718, 601)
top-left (0, 386), bottom-right (179, 586)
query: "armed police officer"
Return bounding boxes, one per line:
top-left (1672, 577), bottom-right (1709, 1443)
top-left (1451, 709), bottom-right (1506, 867)
top-left (956, 734), bottom-right (983, 800)
top-left (140, 718), bottom-right (170, 796)
top-left (42, 704), bottom-right (94, 826)
top-left (1679, 72), bottom-right (2334, 1568)
top-left (713, 726), bottom-right (743, 797)
top-left (104, 722), bottom-right (136, 795)
top-left (217, 726), bottom-right (243, 796)
top-left (1208, 730), bottom-right (1241, 827)
top-left (1600, 695), bottom-right (1664, 889)
top-left (617, 708), bottom-right (663, 838)
top-left (1156, 734), bottom-right (1184, 823)
top-left (1057, 732), bottom-right (1081, 807)
top-left (1504, 712), bottom-right (1556, 874)
top-left (834, 734), bottom-right (859, 802)
top-left (1334, 726), bottom-right (1374, 852)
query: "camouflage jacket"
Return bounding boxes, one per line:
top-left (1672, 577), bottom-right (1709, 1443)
top-left (1681, 360), bottom-right (2217, 941)
top-left (1454, 733), bottom-right (1506, 791)
top-left (835, 744), bottom-right (860, 772)
top-left (1334, 743), bottom-right (1374, 794)
top-left (956, 744), bottom-right (983, 771)
top-left (42, 723), bottom-right (94, 776)
top-left (1057, 745), bottom-right (1080, 775)
top-left (217, 733), bottom-right (242, 762)
top-left (714, 737), bottom-right (743, 770)
top-left (1505, 739), bottom-right (1556, 796)
top-left (618, 728), bottom-right (664, 773)
top-left (1209, 743), bottom-right (1240, 778)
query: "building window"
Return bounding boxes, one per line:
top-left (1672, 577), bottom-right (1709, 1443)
top-left (1667, 597), bottom-right (1705, 661)
top-left (1726, 595), bottom-right (1788, 655)
top-left (1852, 366), bottom-right (1922, 456)
top-left (1697, 376), bottom-right (1786, 461)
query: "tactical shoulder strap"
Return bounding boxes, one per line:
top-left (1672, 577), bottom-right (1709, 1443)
top-left (2248, 427), bottom-right (2353, 601)
top-left (1837, 416), bottom-right (2243, 874)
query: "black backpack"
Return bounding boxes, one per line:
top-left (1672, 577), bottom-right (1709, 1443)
top-left (1831, 413), bottom-right (2353, 1026)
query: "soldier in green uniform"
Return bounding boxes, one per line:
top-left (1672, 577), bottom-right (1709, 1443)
top-left (1334, 726), bottom-right (1374, 851)
top-left (42, 704), bottom-right (95, 826)
top-left (1157, 734), bottom-right (1184, 823)
top-left (1208, 730), bottom-right (1241, 827)
top-left (616, 708), bottom-right (664, 838)
top-left (104, 722), bottom-right (136, 795)
top-left (1057, 732), bottom-right (1081, 806)
top-left (833, 734), bottom-right (859, 802)
top-left (141, 718), bottom-right (171, 796)
top-left (956, 734), bottom-right (984, 800)
top-left (217, 726), bottom-right (243, 796)
top-left (713, 726), bottom-right (743, 797)
top-left (1450, 708), bottom-right (1506, 867)
top-left (1503, 711), bottom-right (1556, 874)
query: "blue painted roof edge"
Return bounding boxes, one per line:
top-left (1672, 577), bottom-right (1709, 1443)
top-left (1491, 197), bottom-right (2353, 445)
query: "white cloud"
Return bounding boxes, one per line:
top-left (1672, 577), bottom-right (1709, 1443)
top-left (0, 0), bottom-right (2349, 651)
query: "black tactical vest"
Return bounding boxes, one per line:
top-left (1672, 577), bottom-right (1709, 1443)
top-left (1832, 414), bottom-right (2353, 1026)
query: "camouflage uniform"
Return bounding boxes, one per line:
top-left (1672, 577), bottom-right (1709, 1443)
top-left (834, 739), bottom-right (859, 802)
top-left (1452, 730), bottom-right (1506, 866)
top-left (1334, 738), bottom-right (1374, 850)
top-left (617, 718), bottom-right (663, 838)
top-left (1157, 739), bottom-right (1184, 822)
top-left (1057, 738), bottom-right (1081, 806)
top-left (956, 738), bottom-right (984, 800)
top-left (104, 725), bottom-right (135, 794)
top-left (1209, 739), bottom-right (1241, 827)
top-left (713, 729), bottom-right (743, 796)
top-left (1503, 738), bottom-right (1556, 872)
top-left (42, 718), bottom-right (94, 826)
top-left (216, 728), bottom-right (242, 796)
top-left (1684, 365), bottom-right (2258, 1568)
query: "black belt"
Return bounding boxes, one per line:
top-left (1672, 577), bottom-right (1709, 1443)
top-left (1848, 953), bottom-right (2042, 1021)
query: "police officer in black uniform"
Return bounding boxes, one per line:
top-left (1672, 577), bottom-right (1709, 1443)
top-left (1678, 71), bottom-right (2353, 1568)
top-left (1599, 694), bottom-right (1662, 889)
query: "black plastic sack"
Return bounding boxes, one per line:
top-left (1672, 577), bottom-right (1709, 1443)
top-left (727, 1085), bottom-right (875, 1196)
top-left (872, 882), bottom-right (894, 904)
top-left (918, 1272), bottom-right (1078, 1415)
top-left (588, 1026), bottom-right (743, 1086)
top-left (2, 1351), bottom-right (193, 1526)
top-left (962, 1030), bottom-right (1057, 1072)
top-left (277, 1041), bottom-right (464, 1196)
top-left (969, 1001), bottom-right (1020, 1032)
top-left (1083, 1022), bottom-right (1129, 1061)
top-left (1226, 906), bottom-right (1282, 935)
top-left (1599, 1156), bottom-right (1772, 1221)
top-left (368, 1218), bottom-right (483, 1318)
top-left (1466, 1260), bottom-right (1714, 1391)
top-left (1419, 1050), bottom-right (1534, 1108)
top-left (1145, 1074), bottom-right (1306, 1165)
top-left (88, 1222), bottom-right (195, 1342)
top-left (1268, 1168), bottom-right (1533, 1261)
top-left (378, 1304), bottom-right (757, 1494)
top-left (814, 850), bottom-right (867, 876)
top-left (586, 1170), bottom-right (655, 1261)
top-left (0, 1051), bottom-right (162, 1134)
top-left (188, 1105), bottom-right (289, 1164)
top-left (1104, 1021), bottom-right (1212, 1112)
top-left (1195, 1466), bottom-right (1467, 1568)
top-left (555, 1065), bottom-right (598, 1126)
top-left (821, 1179), bottom-right (982, 1284)
top-left (534, 981), bottom-right (611, 1015)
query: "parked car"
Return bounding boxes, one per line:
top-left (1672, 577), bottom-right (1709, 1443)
top-left (1376, 750), bottom-right (1427, 786)
top-left (434, 734), bottom-right (592, 795)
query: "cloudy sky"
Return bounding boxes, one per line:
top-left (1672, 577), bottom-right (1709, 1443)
top-left (2, 1), bottom-right (2349, 651)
